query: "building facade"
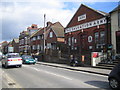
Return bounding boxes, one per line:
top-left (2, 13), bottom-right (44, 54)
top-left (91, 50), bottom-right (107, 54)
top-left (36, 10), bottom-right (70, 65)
top-left (30, 22), bottom-right (64, 56)
top-left (11, 38), bottom-right (19, 53)
top-left (110, 5), bottom-right (120, 54)
top-left (19, 24), bottom-right (39, 55)
top-left (1, 41), bottom-right (8, 54)
top-left (65, 4), bottom-right (111, 65)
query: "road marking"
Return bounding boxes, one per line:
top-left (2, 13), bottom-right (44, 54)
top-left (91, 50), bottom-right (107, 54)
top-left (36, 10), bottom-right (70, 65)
top-left (23, 64), bottom-right (107, 80)
top-left (23, 65), bottom-right (73, 81)
top-left (43, 71), bottom-right (73, 80)
top-left (2, 72), bottom-right (22, 88)
top-left (41, 65), bottom-right (108, 78)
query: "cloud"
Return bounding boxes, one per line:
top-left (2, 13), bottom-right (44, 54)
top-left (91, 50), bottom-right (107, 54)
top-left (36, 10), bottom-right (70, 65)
top-left (0, 0), bottom-right (118, 42)
top-left (0, 1), bottom-right (77, 42)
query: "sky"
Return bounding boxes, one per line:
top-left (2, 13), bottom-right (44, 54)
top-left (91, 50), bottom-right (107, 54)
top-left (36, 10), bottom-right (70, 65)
top-left (0, 0), bottom-right (119, 42)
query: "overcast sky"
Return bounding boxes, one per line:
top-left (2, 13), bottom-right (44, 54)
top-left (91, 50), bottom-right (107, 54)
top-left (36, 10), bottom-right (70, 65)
top-left (0, 0), bottom-right (119, 42)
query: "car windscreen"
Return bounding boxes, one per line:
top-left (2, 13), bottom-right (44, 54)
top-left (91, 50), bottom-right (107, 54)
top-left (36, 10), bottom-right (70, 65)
top-left (7, 55), bottom-right (20, 58)
top-left (24, 56), bottom-right (33, 59)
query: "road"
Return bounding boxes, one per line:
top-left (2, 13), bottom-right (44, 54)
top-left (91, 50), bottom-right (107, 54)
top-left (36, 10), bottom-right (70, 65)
top-left (1, 63), bottom-right (110, 88)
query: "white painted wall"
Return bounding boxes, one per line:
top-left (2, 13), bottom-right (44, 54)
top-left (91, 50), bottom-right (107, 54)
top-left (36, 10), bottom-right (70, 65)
top-left (111, 11), bottom-right (120, 54)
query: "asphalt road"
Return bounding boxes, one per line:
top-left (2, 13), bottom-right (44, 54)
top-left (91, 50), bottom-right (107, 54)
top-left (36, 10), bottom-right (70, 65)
top-left (1, 63), bottom-right (110, 88)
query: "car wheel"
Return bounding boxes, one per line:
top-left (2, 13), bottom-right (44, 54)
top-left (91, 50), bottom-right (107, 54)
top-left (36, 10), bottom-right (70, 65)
top-left (19, 65), bottom-right (22, 68)
top-left (5, 63), bottom-right (8, 69)
top-left (2, 64), bottom-right (4, 68)
top-left (109, 78), bottom-right (119, 89)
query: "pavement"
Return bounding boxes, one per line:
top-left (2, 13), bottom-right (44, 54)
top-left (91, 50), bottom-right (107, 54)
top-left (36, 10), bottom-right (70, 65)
top-left (36, 61), bottom-right (112, 76)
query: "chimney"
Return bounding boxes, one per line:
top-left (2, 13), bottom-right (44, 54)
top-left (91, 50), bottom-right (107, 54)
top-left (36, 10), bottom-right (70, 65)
top-left (47, 21), bottom-right (52, 27)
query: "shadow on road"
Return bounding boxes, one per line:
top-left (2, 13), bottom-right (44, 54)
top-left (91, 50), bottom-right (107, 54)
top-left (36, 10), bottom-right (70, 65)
top-left (1, 66), bottom-right (21, 70)
top-left (84, 80), bottom-right (111, 89)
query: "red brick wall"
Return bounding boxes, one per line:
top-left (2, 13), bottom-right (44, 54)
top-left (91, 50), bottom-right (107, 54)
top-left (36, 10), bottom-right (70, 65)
top-left (46, 29), bottom-right (57, 43)
top-left (66, 4), bottom-right (104, 28)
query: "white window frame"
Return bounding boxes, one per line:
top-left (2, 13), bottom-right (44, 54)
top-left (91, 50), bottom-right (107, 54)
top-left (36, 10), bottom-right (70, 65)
top-left (50, 32), bottom-right (53, 38)
top-left (74, 38), bottom-right (77, 43)
top-left (37, 45), bottom-right (40, 50)
top-left (37, 36), bottom-right (40, 40)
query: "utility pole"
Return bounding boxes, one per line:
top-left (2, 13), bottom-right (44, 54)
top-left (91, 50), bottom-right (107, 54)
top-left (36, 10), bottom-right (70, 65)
top-left (43, 14), bottom-right (46, 60)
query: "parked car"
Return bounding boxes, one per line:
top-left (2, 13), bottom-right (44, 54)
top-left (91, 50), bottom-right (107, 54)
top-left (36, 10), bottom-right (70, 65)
top-left (112, 54), bottom-right (120, 60)
top-left (1, 53), bottom-right (22, 68)
top-left (108, 62), bottom-right (120, 89)
top-left (21, 55), bottom-right (36, 64)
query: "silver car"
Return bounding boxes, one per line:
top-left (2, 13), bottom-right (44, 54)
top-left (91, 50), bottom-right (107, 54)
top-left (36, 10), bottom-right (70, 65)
top-left (1, 53), bottom-right (22, 68)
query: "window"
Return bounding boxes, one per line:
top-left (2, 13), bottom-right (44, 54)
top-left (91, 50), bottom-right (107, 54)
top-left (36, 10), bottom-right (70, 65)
top-left (94, 32), bottom-right (99, 43)
top-left (100, 31), bottom-right (105, 44)
top-left (40, 45), bottom-right (43, 51)
top-left (37, 45), bottom-right (40, 50)
top-left (74, 38), bottom-right (77, 43)
top-left (37, 36), bottom-right (40, 40)
top-left (33, 37), bottom-right (36, 41)
top-left (25, 37), bottom-right (27, 44)
top-left (32, 45), bottom-right (36, 50)
top-left (50, 32), bottom-right (53, 38)
top-left (22, 39), bottom-right (24, 45)
top-left (41, 35), bottom-right (43, 39)
top-left (68, 37), bottom-right (71, 46)
top-left (72, 37), bottom-right (74, 46)
top-left (47, 43), bottom-right (51, 49)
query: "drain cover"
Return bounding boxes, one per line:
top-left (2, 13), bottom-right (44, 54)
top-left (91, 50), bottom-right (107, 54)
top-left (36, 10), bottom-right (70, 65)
top-left (8, 83), bottom-right (16, 86)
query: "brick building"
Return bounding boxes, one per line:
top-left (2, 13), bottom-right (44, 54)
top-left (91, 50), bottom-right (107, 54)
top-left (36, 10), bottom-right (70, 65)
top-left (19, 24), bottom-right (39, 55)
top-left (1, 41), bottom-right (8, 54)
top-left (11, 38), bottom-right (19, 53)
top-left (65, 4), bottom-right (111, 65)
top-left (30, 22), bottom-right (64, 56)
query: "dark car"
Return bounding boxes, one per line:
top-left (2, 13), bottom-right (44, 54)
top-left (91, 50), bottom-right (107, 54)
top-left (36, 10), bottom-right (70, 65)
top-left (108, 61), bottom-right (120, 89)
top-left (21, 55), bottom-right (36, 64)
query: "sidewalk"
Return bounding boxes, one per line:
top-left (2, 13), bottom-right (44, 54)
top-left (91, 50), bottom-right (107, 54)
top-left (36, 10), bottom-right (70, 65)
top-left (36, 61), bottom-right (111, 76)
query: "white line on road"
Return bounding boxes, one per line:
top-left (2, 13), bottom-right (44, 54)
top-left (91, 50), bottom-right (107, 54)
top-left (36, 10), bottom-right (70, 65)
top-left (2, 72), bottom-right (22, 88)
top-left (40, 65), bottom-right (108, 78)
top-left (23, 64), bottom-right (107, 80)
top-left (23, 65), bottom-right (72, 80)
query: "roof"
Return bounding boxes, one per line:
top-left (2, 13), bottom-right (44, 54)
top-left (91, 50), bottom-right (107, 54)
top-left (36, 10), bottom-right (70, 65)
top-left (27, 24), bottom-right (38, 30)
top-left (82, 4), bottom-right (108, 16)
top-left (13, 38), bottom-right (19, 43)
top-left (1, 41), bottom-right (8, 44)
top-left (110, 5), bottom-right (120, 13)
top-left (30, 28), bottom-right (44, 38)
top-left (45, 22), bottom-right (64, 38)
top-left (66, 4), bottom-right (108, 28)
top-left (30, 22), bottom-right (64, 39)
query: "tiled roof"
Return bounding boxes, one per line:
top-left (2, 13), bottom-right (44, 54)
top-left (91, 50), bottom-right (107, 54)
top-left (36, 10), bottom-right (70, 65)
top-left (30, 28), bottom-right (43, 38)
top-left (32, 24), bottom-right (37, 26)
top-left (30, 22), bottom-right (64, 39)
top-left (82, 4), bottom-right (108, 16)
top-left (45, 22), bottom-right (64, 39)
top-left (13, 38), bottom-right (19, 43)
top-left (27, 27), bottom-right (38, 30)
